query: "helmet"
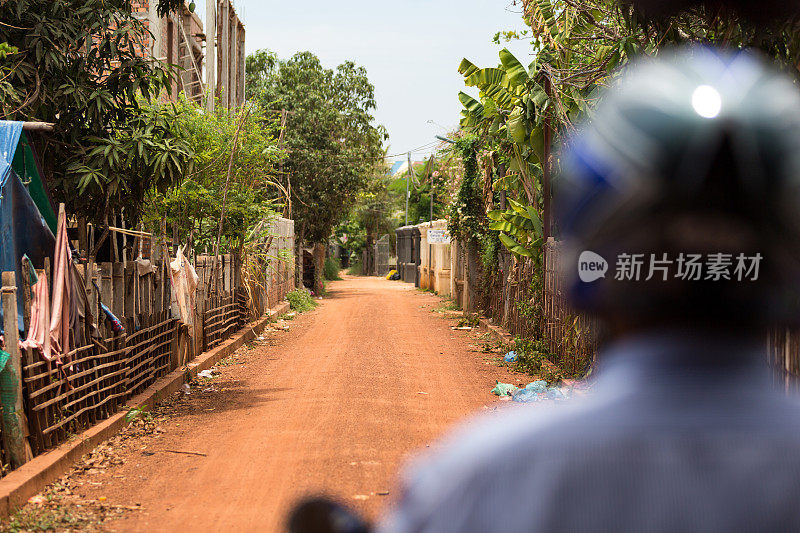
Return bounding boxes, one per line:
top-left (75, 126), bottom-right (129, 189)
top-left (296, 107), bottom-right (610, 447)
top-left (557, 46), bottom-right (800, 326)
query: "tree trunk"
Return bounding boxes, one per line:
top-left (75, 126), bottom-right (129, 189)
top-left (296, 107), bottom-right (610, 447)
top-left (312, 242), bottom-right (325, 295)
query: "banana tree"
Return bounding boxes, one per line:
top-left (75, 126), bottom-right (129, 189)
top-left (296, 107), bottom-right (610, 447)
top-left (457, 2), bottom-right (649, 257)
top-left (487, 197), bottom-right (543, 259)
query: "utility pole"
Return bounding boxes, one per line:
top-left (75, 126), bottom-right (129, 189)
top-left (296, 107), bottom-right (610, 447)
top-left (428, 154), bottom-right (435, 290)
top-left (429, 154), bottom-right (435, 223)
top-left (405, 151), bottom-right (412, 225)
top-left (205, 0), bottom-right (216, 113)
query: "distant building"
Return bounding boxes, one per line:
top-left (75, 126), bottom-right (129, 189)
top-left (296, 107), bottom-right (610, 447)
top-left (390, 161), bottom-right (405, 175)
top-left (132, 1), bottom-right (205, 104)
top-left (131, 0), bottom-right (245, 109)
top-left (392, 160), bottom-right (425, 177)
top-left (211, 0), bottom-right (246, 110)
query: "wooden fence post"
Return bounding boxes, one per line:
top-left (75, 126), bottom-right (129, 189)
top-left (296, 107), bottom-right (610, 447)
top-left (1, 271), bottom-right (34, 468)
top-left (112, 262), bottom-right (124, 319)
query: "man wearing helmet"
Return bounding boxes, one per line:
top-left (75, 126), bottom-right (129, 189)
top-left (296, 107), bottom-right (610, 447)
top-left (377, 47), bottom-right (800, 532)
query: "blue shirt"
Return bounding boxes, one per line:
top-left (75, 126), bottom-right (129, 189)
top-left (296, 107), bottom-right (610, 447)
top-left (378, 331), bottom-right (800, 532)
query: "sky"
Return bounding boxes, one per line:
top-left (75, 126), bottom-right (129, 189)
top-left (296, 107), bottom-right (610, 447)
top-left (200, 1), bottom-right (532, 163)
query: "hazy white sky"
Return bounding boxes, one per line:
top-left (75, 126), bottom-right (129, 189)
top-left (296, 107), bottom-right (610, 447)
top-left (202, 1), bottom-right (531, 161)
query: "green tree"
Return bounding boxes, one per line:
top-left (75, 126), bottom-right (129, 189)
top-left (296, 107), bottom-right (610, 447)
top-left (0, 0), bottom-right (187, 228)
top-left (245, 50), bottom-right (386, 293)
top-left (145, 98), bottom-right (286, 253)
top-left (458, 0), bottom-right (800, 259)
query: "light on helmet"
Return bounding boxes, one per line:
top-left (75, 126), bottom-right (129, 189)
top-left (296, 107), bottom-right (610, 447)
top-left (692, 85), bottom-right (722, 119)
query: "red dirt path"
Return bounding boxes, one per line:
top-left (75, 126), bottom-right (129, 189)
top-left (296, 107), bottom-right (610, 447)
top-left (75, 275), bottom-right (521, 532)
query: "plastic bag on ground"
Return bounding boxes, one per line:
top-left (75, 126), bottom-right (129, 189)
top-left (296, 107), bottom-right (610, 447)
top-left (546, 386), bottom-right (569, 400)
top-left (512, 387), bottom-right (542, 403)
top-left (503, 351), bottom-right (517, 363)
top-left (512, 382), bottom-right (571, 403)
top-left (490, 381), bottom-right (518, 397)
top-left (526, 380), bottom-right (547, 393)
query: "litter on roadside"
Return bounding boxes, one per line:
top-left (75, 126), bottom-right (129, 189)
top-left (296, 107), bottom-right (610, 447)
top-left (197, 369), bottom-right (216, 379)
top-left (510, 381), bottom-right (571, 403)
top-left (490, 381), bottom-right (518, 397)
top-left (452, 326), bottom-right (473, 331)
top-left (526, 380), bottom-right (547, 393)
top-left (503, 350), bottom-right (518, 363)
top-left (511, 387), bottom-right (540, 403)
top-left (28, 494), bottom-right (46, 506)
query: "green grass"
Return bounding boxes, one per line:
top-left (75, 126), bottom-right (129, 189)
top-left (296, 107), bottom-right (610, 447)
top-left (5, 503), bottom-right (71, 532)
top-left (456, 314), bottom-right (480, 328)
top-left (433, 299), bottom-right (461, 313)
top-left (286, 289), bottom-right (318, 313)
top-left (324, 257), bottom-right (342, 281)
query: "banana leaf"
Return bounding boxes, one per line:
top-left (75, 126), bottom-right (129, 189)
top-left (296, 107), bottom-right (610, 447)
top-left (458, 91), bottom-right (484, 119)
top-left (500, 48), bottom-right (530, 88)
top-left (458, 58), bottom-right (480, 78)
top-left (465, 67), bottom-right (508, 89)
top-left (499, 232), bottom-right (534, 258)
top-left (507, 108), bottom-right (528, 144)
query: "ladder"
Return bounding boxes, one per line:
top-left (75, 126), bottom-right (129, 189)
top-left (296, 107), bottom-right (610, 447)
top-left (170, 11), bottom-right (206, 103)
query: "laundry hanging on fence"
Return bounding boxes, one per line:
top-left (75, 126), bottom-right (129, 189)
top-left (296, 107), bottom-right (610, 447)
top-left (20, 257), bottom-right (53, 361)
top-left (170, 245), bottom-right (198, 326)
top-left (91, 279), bottom-right (125, 335)
top-left (49, 206), bottom-right (73, 359)
top-left (100, 303), bottom-right (124, 333)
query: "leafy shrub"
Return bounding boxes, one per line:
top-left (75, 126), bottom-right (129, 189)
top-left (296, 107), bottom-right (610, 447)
top-left (286, 289), bottom-right (318, 313)
top-left (324, 257), bottom-right (342, 280)
top-left (347, 258), bottom-right (362, 276)
top-left (512, 336), bottom-right (549, 375)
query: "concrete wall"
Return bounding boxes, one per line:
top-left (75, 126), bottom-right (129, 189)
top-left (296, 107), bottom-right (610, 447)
top-left (216, 0), bottom-right (246, 109)
top-left (418, 220), bottom-right (451, 297)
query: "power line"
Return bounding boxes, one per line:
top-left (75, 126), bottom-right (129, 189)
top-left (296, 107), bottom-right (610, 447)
top-left (382, 141), bottom-right (441, 159)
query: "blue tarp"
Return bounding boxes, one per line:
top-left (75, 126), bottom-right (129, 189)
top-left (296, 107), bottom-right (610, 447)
top-left (0, 120), bottom-right (22, 180)
top-left (0, 121), bottom-right (56, 333)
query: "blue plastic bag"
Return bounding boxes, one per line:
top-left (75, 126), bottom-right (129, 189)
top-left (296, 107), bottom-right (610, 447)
top-left (546, 386), bottom-right (568, 400)
top-left (526, 380), bottom-right (547, 393)
top-left (503, 351), bottom-right (518, 363)
top-left (512, 387), bottom-right (542, 403)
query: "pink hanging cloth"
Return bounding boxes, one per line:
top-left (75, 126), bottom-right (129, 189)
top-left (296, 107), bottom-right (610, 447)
top-left (49, 205), bottom-right (71, 361)
top-left (19, 272), bottom-right (54, 361)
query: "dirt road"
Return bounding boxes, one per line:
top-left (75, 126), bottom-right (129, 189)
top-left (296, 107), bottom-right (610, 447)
top-left (56, 276), bottom-right (521, 532)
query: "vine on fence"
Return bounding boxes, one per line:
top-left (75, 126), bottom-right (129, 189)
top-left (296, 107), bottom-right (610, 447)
top-left (447, 136), bottom-right (484, 245)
